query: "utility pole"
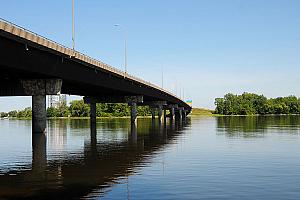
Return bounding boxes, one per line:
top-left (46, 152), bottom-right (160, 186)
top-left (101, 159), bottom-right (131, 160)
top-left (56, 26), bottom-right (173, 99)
top-left (114, 24), bottom-right (127, 76)
top-left (72, 0), bottom-right (75, 50)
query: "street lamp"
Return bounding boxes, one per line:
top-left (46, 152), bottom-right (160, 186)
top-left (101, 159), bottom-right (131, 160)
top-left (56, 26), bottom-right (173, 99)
top-left (114, 24), bottom-right (127, 76)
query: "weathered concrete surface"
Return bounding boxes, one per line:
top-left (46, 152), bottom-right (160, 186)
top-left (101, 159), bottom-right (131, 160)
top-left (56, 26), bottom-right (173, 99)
top-left (157, 105), bottom-right (163, 122)
top-left (129, 102), bottom-right (138, 125)
top-left (21, 79), bottom-right (62, 95)
top-left (32, 95), bottom-right (46, 134)
top-left (175, 108), bottom-right (184, 121)
top-left (22, 79), bottom-right (62, 134)
top-left (90, 102), bottom-right (96, 125)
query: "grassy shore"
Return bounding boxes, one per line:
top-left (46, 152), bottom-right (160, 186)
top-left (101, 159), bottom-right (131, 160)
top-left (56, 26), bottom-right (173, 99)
top-left (190, 108), bottom-right (214, 116)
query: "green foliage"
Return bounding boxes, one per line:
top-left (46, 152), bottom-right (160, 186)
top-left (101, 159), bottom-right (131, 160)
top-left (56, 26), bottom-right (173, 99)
top-left (0, 112), bottom-right (8, 118)
top-left (69, 100), bottom-right (90, 117)
top-left (215, 93), bottom-right (300, 115)
top-left (16, 107), bottom-right (32, 118)
top-left (2, 99), bottom-right (152, 119)
top-left (190, 108), bottom-right (213, 115)
top-left (137, 106), bottom-right (151, 116)
top-left (8, 110), bottom-right (18, 117)
top-left (47, 107), bottom-right (60, 117)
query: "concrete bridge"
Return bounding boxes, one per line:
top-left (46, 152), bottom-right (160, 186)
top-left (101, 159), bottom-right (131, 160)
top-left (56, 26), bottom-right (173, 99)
top-left (0, 18), bottom-right (191, 133)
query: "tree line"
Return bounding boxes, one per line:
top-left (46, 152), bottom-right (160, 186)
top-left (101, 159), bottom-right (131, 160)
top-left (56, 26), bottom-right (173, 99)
top-left (0, 100), bottom-right (151, 118)
top-left (215, 93), bottom-right (300, 115)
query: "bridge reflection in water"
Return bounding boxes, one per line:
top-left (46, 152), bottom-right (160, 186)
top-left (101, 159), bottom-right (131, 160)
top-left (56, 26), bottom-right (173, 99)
top-left (0, 118), bottom-right (190, 199)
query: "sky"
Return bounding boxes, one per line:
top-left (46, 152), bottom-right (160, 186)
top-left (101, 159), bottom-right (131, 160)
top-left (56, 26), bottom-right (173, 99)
top-left (1, 0), bottom-right (300, 111)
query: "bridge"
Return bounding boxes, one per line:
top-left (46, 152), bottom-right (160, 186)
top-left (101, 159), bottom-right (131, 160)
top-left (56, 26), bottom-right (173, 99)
top-left (0, 18), bottom-right (191, 133)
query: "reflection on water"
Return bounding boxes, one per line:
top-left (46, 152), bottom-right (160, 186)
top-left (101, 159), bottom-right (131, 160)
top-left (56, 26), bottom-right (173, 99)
top-left (1, 116), bottom-right (300, 199)
top-left (217, 115), bottom-right (300, 137)
top-left (0, 118), bottom-right (189, 199)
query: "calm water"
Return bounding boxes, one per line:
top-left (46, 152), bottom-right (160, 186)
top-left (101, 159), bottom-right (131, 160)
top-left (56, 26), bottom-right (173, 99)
top-left (1, 116), bottom-right (300, 199)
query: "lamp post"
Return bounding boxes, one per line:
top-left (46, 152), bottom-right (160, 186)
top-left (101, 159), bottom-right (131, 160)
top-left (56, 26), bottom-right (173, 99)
top-left (114, 24), bottom-right (127, 76)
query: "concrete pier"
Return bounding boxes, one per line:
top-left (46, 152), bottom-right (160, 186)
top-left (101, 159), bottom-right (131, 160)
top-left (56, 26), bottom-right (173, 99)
top-left (126, 96), bottom-right (143, 125)
top-left (170, 107), bottom-right (175, 120)
top-left (90, 102), bottom-right (97, 126)
top-left (158, 105), bottom-right (163, 122)
top-left (32, 95), bottom-right (47, 134)
top-left (163, 109), bottom-right (167, 123)
top-left (21, 79), bottom-right (62, 134)
top-left (84, 95), bottom-right (143, 127)
top-left (175, 108), bottom-right (183, 121)
top-left (151, 107), bottom-right (156, 120)
top-left (147, 101), bottom-right (167, 122)
top-left (182, 110), bottom-right (187, 121)
top-left (129, 102), bottom-right (138, 125)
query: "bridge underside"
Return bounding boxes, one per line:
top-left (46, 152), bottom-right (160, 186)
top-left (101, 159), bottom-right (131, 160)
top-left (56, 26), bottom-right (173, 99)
top-left (0, 25), bottom-right (191, 134)
top-left (0, 35), bottom-right (189, 108)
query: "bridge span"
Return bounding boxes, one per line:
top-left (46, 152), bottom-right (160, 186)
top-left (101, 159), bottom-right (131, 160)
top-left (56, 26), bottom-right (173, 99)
top-left (0, 18), bottom-right (191, 133)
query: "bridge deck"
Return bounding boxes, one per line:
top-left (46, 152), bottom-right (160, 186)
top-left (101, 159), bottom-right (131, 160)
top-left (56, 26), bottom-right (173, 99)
top-left (0, 18), bottom-right (191, 111)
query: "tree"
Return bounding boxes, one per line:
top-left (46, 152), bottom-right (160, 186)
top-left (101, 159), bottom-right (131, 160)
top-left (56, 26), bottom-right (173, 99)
top-left (69, 100), bottom-right (90, 117)
top-left (214, 93), bottom-right (300, 115)
top-left (8, 110), bottom-right (18, 118)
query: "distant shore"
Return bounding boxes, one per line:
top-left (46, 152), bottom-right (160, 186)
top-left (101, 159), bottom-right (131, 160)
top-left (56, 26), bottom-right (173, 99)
top-left (3, 107), bottom-right (300, 120)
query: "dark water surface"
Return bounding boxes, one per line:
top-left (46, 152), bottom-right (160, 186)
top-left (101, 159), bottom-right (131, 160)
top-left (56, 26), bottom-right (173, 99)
top-left (1, 116), bottom-right (300, 199)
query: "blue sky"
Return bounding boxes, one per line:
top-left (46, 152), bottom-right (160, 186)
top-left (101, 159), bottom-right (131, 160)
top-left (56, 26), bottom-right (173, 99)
top-left (1, 0), bottom-right (300, 111)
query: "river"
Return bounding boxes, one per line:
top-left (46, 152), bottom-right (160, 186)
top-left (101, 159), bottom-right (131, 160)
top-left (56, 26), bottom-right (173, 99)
top-left (0, 116), bottom-right (300, 199)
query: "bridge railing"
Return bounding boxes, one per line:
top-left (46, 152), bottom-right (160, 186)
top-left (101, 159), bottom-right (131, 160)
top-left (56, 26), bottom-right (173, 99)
top-left (0, 18), bottom-right (186, 104)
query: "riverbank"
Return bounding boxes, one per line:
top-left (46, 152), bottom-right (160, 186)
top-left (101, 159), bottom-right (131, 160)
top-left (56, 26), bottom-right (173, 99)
top-left (190, 108), bottom-right (214, 116)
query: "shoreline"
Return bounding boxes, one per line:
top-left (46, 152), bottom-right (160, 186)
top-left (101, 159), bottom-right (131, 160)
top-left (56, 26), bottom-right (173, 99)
top-left (2, 114), bottom-right (300, 120)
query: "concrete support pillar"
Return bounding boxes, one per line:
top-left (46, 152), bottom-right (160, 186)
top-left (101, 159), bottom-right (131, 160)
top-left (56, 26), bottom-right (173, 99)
top-left (32, 95), bottom-right (47, 134)
top-left (21, 79), bottom-right (62, 134)
top-left (130, 102), bottom-right (138, 125)
top-left (90, 102), bottom-right (96, 125)
top-left (170, 107), bottom-right (175, 120)
top-left (158, 105), bottom-right (163, 122)
top-left (163, 109), bottom-right (167, 122)
top-left (175, 109), bottom-right (183, 121)
top-left (126, 95), bottom-right (143, 125)
top-left (151, 107), bottom-right (156, 120)
top-left (179, 109), bottom-right (183, 120)
top-left (84, 95), bottom-right (143, 127)
top-left (147, 101), bottom-right (166, 123)
top-left (182, 110), bottom-right (187, 121)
